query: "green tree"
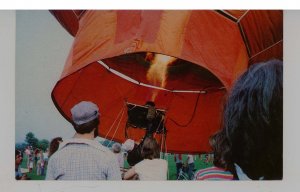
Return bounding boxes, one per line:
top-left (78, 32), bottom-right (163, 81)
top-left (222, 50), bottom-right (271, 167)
top-left (25, 132), bottom-right (38, 148)
top-left (37, 139), bottom-right (49, 151)
top-left (15, 142), bottom-right (27, 152)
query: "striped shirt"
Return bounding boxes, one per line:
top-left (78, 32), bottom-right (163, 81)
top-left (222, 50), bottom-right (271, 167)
top-left (46, 138), bottom-right (121, 180)
top-left (194, 166), bottom-right (234, 180)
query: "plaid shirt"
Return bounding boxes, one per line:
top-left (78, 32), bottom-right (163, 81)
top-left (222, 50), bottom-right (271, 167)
top-left (46, 138), bottom-right (121, 180)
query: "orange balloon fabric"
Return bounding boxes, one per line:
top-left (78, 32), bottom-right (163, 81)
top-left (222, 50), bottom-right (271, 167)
top-left (51, 10), bottom-right (282, 153)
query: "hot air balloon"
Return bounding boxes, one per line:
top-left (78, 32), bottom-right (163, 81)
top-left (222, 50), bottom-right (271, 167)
top-left (50, 10), bottom-right (282, 154)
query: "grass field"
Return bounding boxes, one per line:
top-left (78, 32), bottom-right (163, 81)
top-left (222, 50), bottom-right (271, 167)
top-left (20, 153), bottom-right (212, 180)
top-left (163, 154), bottom-right (213, 180)
top-left (20, 155), bottom-right (47, 180)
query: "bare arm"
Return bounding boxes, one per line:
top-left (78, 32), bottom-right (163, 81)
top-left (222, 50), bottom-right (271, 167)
top-left (123, 166), bottom-right (137, 180)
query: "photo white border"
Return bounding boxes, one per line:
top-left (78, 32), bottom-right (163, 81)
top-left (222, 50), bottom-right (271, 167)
top-left (1, 7), bottom-right (300, 192)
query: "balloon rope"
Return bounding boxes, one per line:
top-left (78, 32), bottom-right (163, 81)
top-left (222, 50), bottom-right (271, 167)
top-left (107, 106), bottom-right (125, 146)
top-left (164, 137), bottom-right (170, 180)
top-left (160, 128), bottom-right (167, 158)
top-left (153, 116), bottom-right (164, 138)
top-left (168, 93), bottom-right (201, 127)
top-left (160, 132), bottom-right (164, 157)
top-left (249, 40), bottom-right (283, 60)
top-left (104, 105), bottom-right (125, 140)
top-left (164, 133), bottom-right (167, 155)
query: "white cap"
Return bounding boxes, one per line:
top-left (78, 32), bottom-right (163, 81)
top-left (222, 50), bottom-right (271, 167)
top-left (122, 139), bottom-right (135, 152)
top-left (71, 101), bottom-right (100, 125)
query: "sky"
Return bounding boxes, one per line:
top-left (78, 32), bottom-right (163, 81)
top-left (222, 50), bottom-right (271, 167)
top-left (15, 11), bottom-right (75, 143)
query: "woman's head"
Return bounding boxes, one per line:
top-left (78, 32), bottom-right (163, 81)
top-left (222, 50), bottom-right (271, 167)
top-left (141, 137), bottom-right (160, 159)
top-left (211, 59), bottom-right (283, 180)
top-left (48, 137), bottom-right (63, 158)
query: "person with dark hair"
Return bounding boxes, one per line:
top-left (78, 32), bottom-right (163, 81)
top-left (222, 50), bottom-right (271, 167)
top-left (123, 137), bottom-right (168, 180)
top-left (46, 101), bottom-right (121, 180)
top-left (15, 150), bottom-right (23, 179)
top-left (48, 137), bottom-right (63, 158)
top-left (195, 59), bottom-right (283, 180)
top-left (122, 139), bottom-right (144, 167)
top-left (15, 150), bottom-right (29, 180)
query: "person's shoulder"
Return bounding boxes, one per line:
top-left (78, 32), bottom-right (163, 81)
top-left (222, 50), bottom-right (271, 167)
top-left (194, 166), bottom-right (234, 180)
top-left (160, 159), bottom-right (168, 166)
top-left (152, 158), bottom-right (168, 165)
top-left (61, 138), bottom-right (111, 153)
top-left (157, 158), bottom-right (167, 162)
top-left (195, 166), bottom-right (220, 173)
top-left (88, 141), bottom-right (116, 160)
top-left (152, 159), bottom-right (168, 171)
top-left (89, 141), bottom-right (113, 153)
top-left (47, 151), bottom-right (60, 164)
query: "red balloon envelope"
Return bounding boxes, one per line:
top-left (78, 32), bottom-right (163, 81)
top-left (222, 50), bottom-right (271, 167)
top-left (51, 10), bottom-right (282, 154)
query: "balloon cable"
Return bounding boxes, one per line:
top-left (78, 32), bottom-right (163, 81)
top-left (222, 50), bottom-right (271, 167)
top-left (107, 106), bottom-right (126, 147)
top-left (168, 93), bottom-right (201, 127)
top-left (104, 105), bottom-right (125, 140)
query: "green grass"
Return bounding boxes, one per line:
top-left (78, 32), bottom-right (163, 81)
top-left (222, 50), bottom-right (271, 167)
top-left (20, 154), bottom-right (46, 180)
top-left (20, 153), bottom-right (212, 180)
top-left (164, 154), bottom-right (213, 180)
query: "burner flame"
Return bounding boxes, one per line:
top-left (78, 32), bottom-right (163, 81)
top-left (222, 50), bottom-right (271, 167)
top-left (146, 53), bottom-right (177, 100)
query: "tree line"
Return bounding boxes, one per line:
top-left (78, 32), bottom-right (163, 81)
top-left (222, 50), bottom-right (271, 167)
top-left (15, 132), bottom-right (49, 152)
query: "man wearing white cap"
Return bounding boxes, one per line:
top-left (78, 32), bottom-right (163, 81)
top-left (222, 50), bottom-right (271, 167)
top-left (46, 101), bottom-right (121, 180)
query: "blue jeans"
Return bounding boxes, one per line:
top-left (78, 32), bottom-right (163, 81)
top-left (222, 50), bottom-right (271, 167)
top-left (176, 162), bottom-right (183, 179)
top-left (188, 163), bottom-right (195, 180)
